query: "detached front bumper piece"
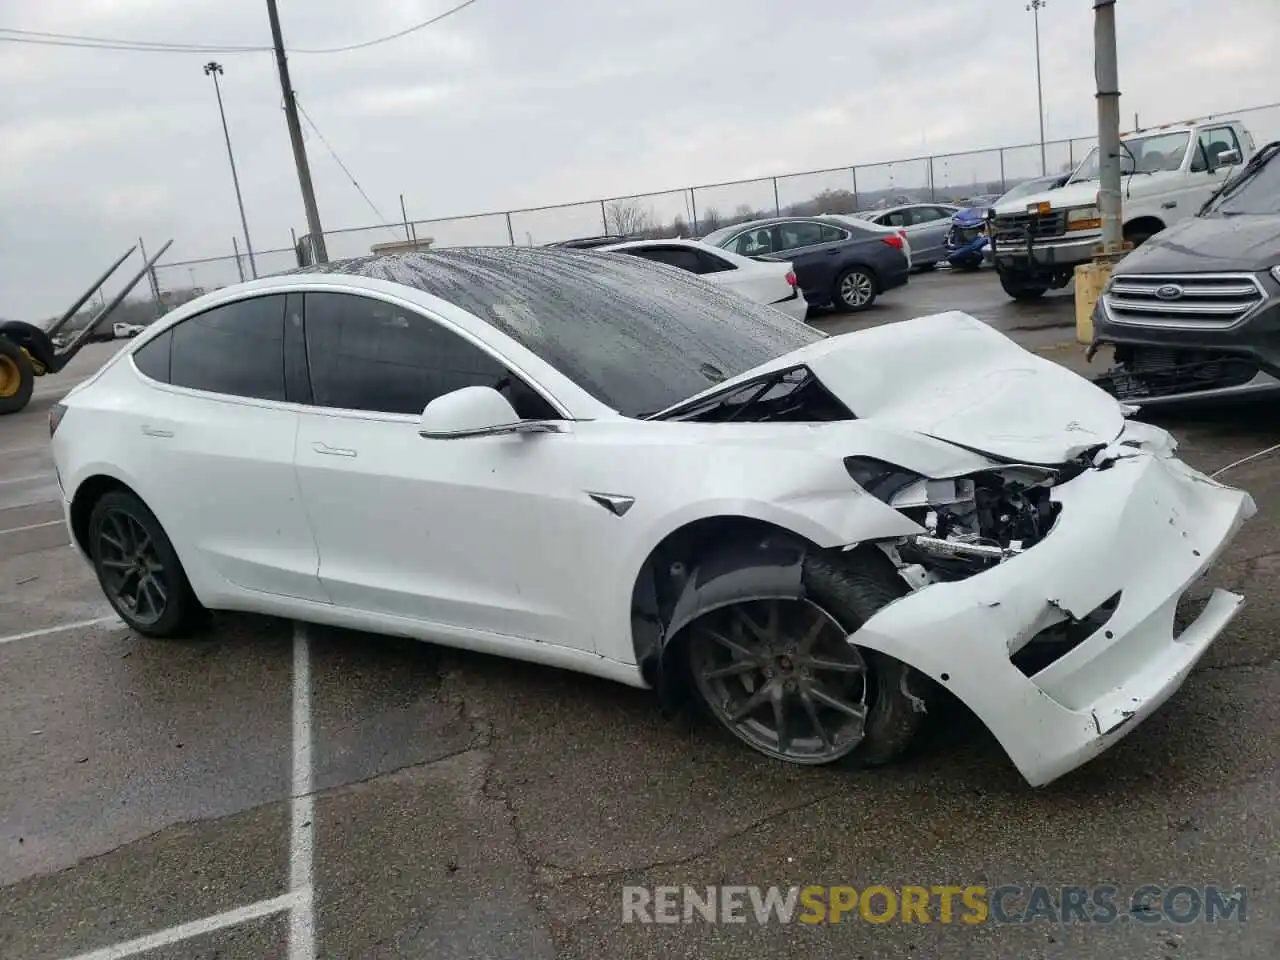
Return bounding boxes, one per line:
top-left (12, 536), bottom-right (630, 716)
top-left (850, 450), bottom-right (1254, 787)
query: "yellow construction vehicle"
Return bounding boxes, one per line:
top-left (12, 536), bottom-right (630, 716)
top-left (0, 241), bottom-right (172, 415)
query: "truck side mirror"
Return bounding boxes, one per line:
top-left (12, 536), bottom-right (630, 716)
top-left (1216, 148), bottom-right (1242, 168)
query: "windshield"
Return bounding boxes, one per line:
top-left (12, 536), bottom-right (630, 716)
top-left (998, 179), bottom-right (1056, 204)
top-left (1204, 143), bottom-right (1280, 215)
top-left (1071, 131), bottom-right (1191, 181)
top-left (306, 248), bottom-right (824, 418)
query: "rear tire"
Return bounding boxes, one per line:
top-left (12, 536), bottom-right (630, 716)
top-left (0, 337), bottom-right (34, 415)
top-left (685, 550), bottom-right (929, 768)
top-left (88, 490), bottom-right (205, 638)
top-left (998, 269), bottom-right (1049, 301)
top-left (833, 267), bottom-right (878, 312)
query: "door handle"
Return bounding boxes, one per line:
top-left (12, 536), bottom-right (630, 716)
top-left (312, 441), bottom-right (357, 458)
top-left (141, 425), bottom-right (174, 438)
top-left (1161, 200), bottom-right (1177, 209)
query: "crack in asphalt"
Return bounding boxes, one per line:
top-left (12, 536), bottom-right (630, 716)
top-left (544, 786), bottom-right (850, 884)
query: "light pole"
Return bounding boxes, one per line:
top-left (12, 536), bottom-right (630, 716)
top-left (203, 62), bottom-right (258, 279)
top-left (1027, 0), bottom-right (1048, 176)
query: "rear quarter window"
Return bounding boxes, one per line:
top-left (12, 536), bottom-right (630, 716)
top-left (131, 329), bottom-right (172, 383)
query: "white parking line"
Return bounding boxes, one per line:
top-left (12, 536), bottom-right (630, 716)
top-left (56, 891), bottom-right (300, 960)
top-left (289, 621), bottom-right (317, 959)
top-left (0, 519), bottom-right (63, 535)
top-left (0, 472), bottom-right (52, 486)
top-left (0, 615), bottom-right (124, 646)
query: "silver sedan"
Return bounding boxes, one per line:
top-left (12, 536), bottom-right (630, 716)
top-left (857, 203), bottom-right (961, 268)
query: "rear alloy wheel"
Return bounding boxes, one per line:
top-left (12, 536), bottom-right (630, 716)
top-left (686, 554), bottom-right (928, 767)
top-left (834, 267), bottom-right (878, 311)
top-left (89, 490), bottom-right (203, 637)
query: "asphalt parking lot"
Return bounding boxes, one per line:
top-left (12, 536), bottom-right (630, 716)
top-left (2, 269), bottom-right (1277, 959)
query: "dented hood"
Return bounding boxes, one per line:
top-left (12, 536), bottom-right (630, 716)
top-left (691, 311), bottom-right (1125, 464)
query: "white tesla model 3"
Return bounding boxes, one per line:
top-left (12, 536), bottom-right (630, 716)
top-left (50, 247), bottom-right (1255, 786)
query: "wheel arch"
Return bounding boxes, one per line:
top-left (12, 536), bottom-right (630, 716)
top-left (1122, 215), bottom-right (1166, 242)
top-left (69, 473), bottom-right (142, 557)
top-left (628, 515), bottom-right (826, 710)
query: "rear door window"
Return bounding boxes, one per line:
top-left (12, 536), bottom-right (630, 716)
top-left (167, 295), bottom-right (287, 401)
top-left (627, 247), bottom-right (706, 273)
top-left (777, 222), bottom-right (827, 251)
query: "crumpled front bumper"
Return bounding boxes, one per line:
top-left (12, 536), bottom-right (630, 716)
top-left (848, 443), bottom-right (1255, 787)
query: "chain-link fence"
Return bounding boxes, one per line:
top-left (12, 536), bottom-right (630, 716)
top-left (150, 100), bottom-right (1280, 306)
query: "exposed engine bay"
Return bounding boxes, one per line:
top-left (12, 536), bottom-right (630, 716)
top-left (844, 455), bottom-right (1093, 584)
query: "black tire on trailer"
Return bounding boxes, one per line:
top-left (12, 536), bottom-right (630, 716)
top-left (88, 489), bottom-right (207, 638)
top-left (686, 548), bottom-right (929, 769)
top-left (0, 336), bottom-right (34, 415)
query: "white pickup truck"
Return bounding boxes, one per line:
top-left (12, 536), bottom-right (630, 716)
top-left (988, 118), bottom-right (1259, 300)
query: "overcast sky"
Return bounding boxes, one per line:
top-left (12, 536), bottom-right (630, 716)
top-left (2, 0), bottom-right (1278, 320)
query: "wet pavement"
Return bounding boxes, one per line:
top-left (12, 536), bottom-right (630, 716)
top-left (1, 273), bottom-right (1276, 959)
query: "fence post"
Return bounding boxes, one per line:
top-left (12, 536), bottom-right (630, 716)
top-left (399, 194), bottom-right (412, 242)
top-left (850, 167), bottom-right (859, 211)
top-left (505, 212), bottom-right (515, 246)
top-left (600, 199), bottom-right (608, 234)
top-left (232, 236), bottom-right (246, 283)
top-left (999, 149), bottom-right (1007, 193)
top-left (690, 188), bottom-right (699, 236)
top-left (928, 156), bottom-right (936, 201)
top-left (772, 177), bottom-right (780, 216)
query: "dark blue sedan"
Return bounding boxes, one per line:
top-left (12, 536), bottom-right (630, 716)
top-left (700, 215), bottom-right (911, 311)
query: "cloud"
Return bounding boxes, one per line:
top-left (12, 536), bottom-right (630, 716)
top-left (0, 0), bottom-right (1278, 319)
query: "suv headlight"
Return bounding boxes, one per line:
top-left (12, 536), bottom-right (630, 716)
top-left (1066, 206), bottom-right (1102, 231)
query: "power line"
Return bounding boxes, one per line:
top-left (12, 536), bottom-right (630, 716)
top-left (0, 1), bottom-right (479, 55)
top-left (295, 97), bottom-right (398, 234)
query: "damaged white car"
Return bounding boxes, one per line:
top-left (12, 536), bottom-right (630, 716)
top-left (50, 248), bottom-right (1255, 787)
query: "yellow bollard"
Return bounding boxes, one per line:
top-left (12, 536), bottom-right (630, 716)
top-left (1073, 261), bottom-right (1112, 345)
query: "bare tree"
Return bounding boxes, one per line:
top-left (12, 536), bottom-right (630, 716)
top-left (604, 200), bottom-right (653, 236)
top-left (699, 207), bottom-right (723, 233)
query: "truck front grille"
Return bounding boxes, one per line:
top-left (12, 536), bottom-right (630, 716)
top-left (991, 210), bottom-right (1067, 241)
top-left (1103, 273), bottom-right (1266, 329)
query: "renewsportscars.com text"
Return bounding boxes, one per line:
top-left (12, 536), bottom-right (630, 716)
top-left (621, 884), bottom-right (1249, 925)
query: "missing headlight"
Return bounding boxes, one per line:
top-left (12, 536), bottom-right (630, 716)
top-left (858, 461), bottom-right (1063, 583)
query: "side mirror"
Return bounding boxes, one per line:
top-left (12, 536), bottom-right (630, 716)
top-left (418, 385), bottom-right (568, 439)
top-left (1215, 148), bottom-right (1242, 168)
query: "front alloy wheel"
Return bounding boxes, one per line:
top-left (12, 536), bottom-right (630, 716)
top-left (689, 598), bottom-right (871, 764)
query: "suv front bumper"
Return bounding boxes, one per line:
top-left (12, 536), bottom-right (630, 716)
top-left (1090, 278), bottom-right (1280, 405)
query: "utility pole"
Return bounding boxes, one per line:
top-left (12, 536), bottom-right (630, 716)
top-left (1075, 0), bottom-right (1123, 346)
top-left (1094, 0), bottom-right (1123, 254)
top-left (265, 0), bottom-right (328, 263)
top-left (1027, 1), bottom-right (1048, 176)
top-left (203, 62), bottom-right (258, 279)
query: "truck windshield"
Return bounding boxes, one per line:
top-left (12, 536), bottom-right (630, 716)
top-left (1070, 131), bottom-right (1190, 181)
top-left (1203, 142), bottom-right (1280, 216)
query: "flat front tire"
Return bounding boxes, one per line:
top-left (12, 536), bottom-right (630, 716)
top-left (88, 490), bottom-right (204, 638)
top-left (686, 551), bottom-right (929, 768)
